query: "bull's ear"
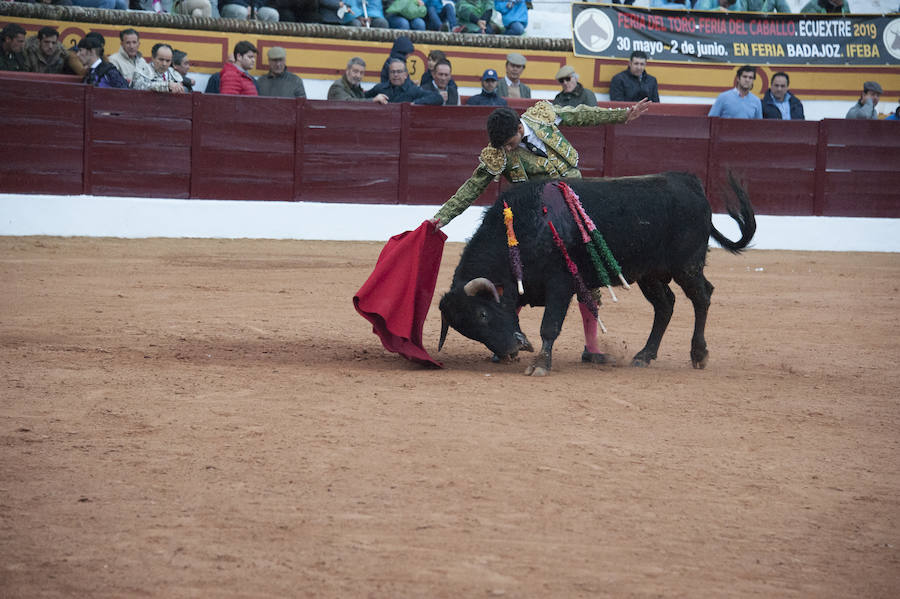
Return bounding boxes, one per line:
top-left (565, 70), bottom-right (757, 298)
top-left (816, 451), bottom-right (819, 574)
top-left (438, 314), bottom-right (450, 352)
top-left (463, 277), bottom-right (500, 303)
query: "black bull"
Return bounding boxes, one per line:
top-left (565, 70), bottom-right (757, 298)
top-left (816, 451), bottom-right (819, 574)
top-left (438, 172), bottom-right (756, 375)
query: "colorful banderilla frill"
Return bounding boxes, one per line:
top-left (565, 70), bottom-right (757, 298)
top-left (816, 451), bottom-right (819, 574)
top-left (557, 181), bottom-right (630, 302)
top-left (503, 201), bottom-right (525, 295)
top-left (548, 220), bottom-right (602, 324)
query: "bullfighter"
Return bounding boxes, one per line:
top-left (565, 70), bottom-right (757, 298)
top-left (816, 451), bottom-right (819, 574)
top-left (432, 98), bottom-right (650, 228)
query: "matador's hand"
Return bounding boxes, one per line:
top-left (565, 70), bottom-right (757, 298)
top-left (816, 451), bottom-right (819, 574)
top-left (626, 98), bottom-right (651, 123)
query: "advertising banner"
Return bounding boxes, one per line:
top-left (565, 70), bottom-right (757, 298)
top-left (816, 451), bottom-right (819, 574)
top-left (572, 3), bottom-right (900, 66)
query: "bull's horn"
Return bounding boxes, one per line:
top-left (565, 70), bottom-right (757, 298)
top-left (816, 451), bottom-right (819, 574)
top-left (463, 277), bottom-right (500, 303)
top-left (438, 314), bottom-right (450, 352)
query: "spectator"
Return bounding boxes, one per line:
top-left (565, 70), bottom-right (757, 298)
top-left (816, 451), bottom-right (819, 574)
top-left (466, 68), bottom-right (507, 106)
top-left (885, 100), bottom-right (899, 121)
top-left (708, 65), bottom-right (762, 119)
top-left (431, 99), bottom-right (651, 227)
top-left (76, 35), bottom-right (128, 89)
top-left (458, 0), bottom-right (495, 33)
top-left (219, 41), bottom-right (259, 96)
top-left (385, 0), bottom-right (427, 31)
top-left (744, 0), bottom-right (792, 10)
top-left (423, 58), bottom-right (459, 105)
top-left (364, 58), bottom-right (442, 104)
top-left (24, 26), bottom-right (81, 75)
top-left (761, 72), bottom-right (804, 120)
top-left (846, 81), bottom-right (882, 120)
top-left (132, 43), bottom-right (186, 93)
top-left (425, 0), bottom-right (457, 31)
top-left (553, 65), bottom-right (598, 108)
top-left (498, 52), bottom-right (530, 99)
top-left (108, 29), bottom-right (155, 87)
top-left (609, 50), bottom-right (660, 103)
top-left (420, 49), bottom-right (446, 87)
top-left (360, 0), bottom-right (390, 28)
top-left (72, 0), bottom-right (128, 8)
top-left (219, 0), bottom-right (279, 21)
top-left (173, 0), bottom-right (213, 17)
top-left (801, 0), bottom-right (849, 12)
top-left (172, 50), bottom-right (195, 92)
top-left (691, 0), bottom-right (744, 9)
top-left (493, 0), bottom-right (527, 36)
top-left (328, 56), bottom-right (387, 102)
top-left (1, 23), bottom-right (26, 72)
top-left (265, 0), bottom-right (320, 21)
top-left (651, 0), bottom-right (691, 8)
top-left (257, 46), bottom-right (306, 98)
top-left (380, 36), bottom-right (414, 83)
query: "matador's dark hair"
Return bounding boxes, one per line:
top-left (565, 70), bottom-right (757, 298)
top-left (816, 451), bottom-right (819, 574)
top-left (487, 107), bottom-right (520, 149)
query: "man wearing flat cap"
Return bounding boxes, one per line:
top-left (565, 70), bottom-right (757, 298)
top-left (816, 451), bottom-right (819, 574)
top-left (498, 52), bottom-right (531, 99)
top-left (846, 81), bottom-right (882, 119)
top-left (432, 97), bottom-right (650, 227)
top-left (553, 65), bottom-right (598, 108)
top-left (465, 69), bottom-right (508, 106)
top-left (257, 46), bottom-right (306, 98)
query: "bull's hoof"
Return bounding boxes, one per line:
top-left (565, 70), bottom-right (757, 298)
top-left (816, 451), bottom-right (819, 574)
top-left (692, 353), bottom-right (709, 369)
top-left (582, 348), bottom-right (614, 365)
top-left (491, 353), bottom-right (501, 363)
top-left (631, 357), bottom-right (651, 368)
top-left (524, 364), bottom-right (548, 377)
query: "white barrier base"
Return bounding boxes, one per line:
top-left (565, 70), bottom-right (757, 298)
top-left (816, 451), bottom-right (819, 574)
top-left (2, 193), bottom-right (898, 252)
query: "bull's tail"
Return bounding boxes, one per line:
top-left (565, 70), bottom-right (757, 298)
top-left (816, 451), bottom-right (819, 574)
top-left (710, 172), bottom-right (756, 254)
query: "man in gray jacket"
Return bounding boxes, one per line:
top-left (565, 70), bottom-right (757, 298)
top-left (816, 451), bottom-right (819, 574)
top-left (257, 47), bottom-right (306, 98)
top-left (328, 57), bottom-right (388, 103)
top-left (497, 52), bottom-right (530, 99)
top-left (846, 81), bottom-right (882, 120)
top-left (552, 65), bottom-right (598, 108)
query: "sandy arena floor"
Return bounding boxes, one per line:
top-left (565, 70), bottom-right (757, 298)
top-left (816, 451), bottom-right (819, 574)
top-left (1, 237), bottom-right (898, 598)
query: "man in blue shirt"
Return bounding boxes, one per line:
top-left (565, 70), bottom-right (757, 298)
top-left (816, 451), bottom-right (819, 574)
top-left (708, 65), bottom-right (762, 119)
top-left (761, 72), bottom-right (805, 120)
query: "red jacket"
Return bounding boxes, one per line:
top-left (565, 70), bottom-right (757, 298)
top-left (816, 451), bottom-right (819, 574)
top-left (219, 61), bottom-right (258, 96)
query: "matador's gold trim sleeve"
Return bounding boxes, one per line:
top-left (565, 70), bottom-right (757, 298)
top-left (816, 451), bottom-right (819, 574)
top-left (433, 161), bottom-right (497, 226)
top-left (552, 103), bottom-right (629, 127)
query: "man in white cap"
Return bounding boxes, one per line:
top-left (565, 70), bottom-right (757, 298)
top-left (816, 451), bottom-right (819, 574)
top-left (498, 52), bottom-right (530, 99)
top-left (846, 81), bottom-right (882, 120)
top-left (553, 65), bottom-right (598, 108)
top-left (465, 68), bottom-right (507, 106)
top-left (257, 46), bottom-right (306, 98)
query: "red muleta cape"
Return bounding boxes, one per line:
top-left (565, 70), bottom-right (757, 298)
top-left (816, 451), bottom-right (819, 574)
top-left (353, 220), bottom-right (447, 368)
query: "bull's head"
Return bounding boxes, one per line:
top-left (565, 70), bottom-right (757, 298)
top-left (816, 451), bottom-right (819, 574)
top-left (438, 277), bottom-right (533, 359)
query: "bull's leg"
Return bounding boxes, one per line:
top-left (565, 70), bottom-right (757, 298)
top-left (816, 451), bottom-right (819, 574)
top-left (633, 277), bottom-right (675, 367)
top-left (524, 289), bottom-right (572, 376)
top-left (579, 302), bottom-right (612, 364)
top-left (673, 270), bottom-right (714, 369)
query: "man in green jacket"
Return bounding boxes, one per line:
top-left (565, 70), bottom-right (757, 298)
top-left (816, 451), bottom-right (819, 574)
top-left (433, 98), bottom-right (650, 227)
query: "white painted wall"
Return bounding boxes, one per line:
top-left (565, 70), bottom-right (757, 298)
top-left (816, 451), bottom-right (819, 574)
top-left (2, 193), bottom-right (898, 252)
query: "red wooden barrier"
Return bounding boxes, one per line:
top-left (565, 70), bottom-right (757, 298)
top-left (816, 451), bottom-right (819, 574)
top-left (816, 119), bottom-right (900, 218)
top-left (297, 100), bottom-right (401, 204)
top-left (405, 104), bottom-right (500, 207)
top-left (604, 114), bottom-right (710, 185)
top-left (85, 86), bottom-right (193, 198)
top-left (191, 93), bottom-right (296, 201)
top-left (708, 117), bottom-right (819, 215)
top-left (2, 77), bottom-right (899, 219)
top-left (0, 78), bottom-right (85, 195)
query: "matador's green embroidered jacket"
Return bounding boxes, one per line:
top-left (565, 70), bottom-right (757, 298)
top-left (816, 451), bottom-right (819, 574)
top-left (433, 100), bottom-right (629, 225)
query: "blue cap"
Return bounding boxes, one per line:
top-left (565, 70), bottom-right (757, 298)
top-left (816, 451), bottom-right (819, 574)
top-left (482, 68), bottom-right (499, 81)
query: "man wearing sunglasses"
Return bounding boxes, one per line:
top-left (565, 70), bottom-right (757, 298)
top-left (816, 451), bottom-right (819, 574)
top-left (553, 65), bottom-right (598, 109)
